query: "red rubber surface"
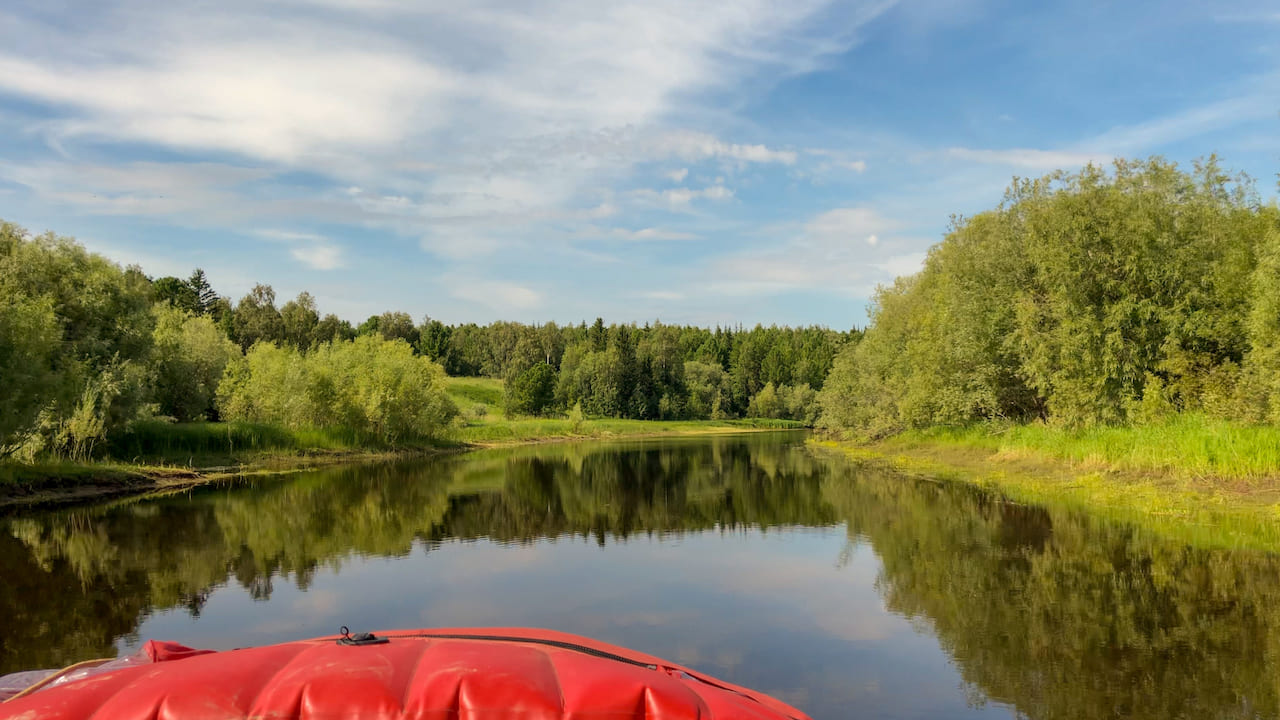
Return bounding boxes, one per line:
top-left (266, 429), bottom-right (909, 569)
top-left (0, 627), bottom-right (810, 720)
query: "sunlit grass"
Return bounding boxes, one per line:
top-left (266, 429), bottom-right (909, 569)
top-left (100, 420), bottom-right (455, 468)
top-left (453, 416), bottom-right (802, 444)
top-left (441, 375), bottom-right (802, 444)
top-left (813, 413), bottom-right (1280, 553)
top-left (443, 376), bottom-right (504, 414)
top-left (890, 414), bottom-right (1280, 482)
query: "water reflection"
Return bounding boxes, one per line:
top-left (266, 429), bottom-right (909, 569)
top-left (826, 468), bottom-right (1280, 720)
top-left (0, 433), bottom-right (833, 671)
top-left (3, 432), bottom-right (1280, 720)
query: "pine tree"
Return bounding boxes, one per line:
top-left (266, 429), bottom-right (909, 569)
top-left (188, 268), bottom-right (220, 315)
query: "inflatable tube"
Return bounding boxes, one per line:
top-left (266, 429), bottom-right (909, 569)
top-left (0, 627), bottom-right (811, 720)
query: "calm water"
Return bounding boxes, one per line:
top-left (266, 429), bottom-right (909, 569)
top-left (3, 432), bottom-right (1279, 719)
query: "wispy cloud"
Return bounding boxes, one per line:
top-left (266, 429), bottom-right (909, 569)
top-left (290, 244), bottom-right (344, 271)
top-left (1083, 89), bottom-right (1280, 154)
top-left (805, 149), bottom-right (869, 174)
top-left (708, 207), bottom-right (930, 297)
top-left (633, 185), bottom-right (735, 209)
top-left (945, 147), bottom-right (1112, 170)
top-left (0, 0), bottom-right (876, 264)
top-left (579, 226), bottom-right (700, 242)
top-left (451, 281), bottom-right (543, 313)
top-left (0, 161), bottom-right (273, 218)
top-left (256, 229), bottom-right (345, 270)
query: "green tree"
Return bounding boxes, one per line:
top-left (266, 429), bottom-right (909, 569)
top-left (314, 313), bottom-right (356, 344)
top-left (418, 318), bottom-right (452, 361)
top-left (820, 157), bottom-right (1269, 434)
top-left (0, 222), bottom-right (154, 457)
top-left (0, 295), bottom-right (60, 456)
top-left (1240, 224), bottom-right (1280, 420)
top-left (748, 381), bottom-right (784, 418)
top-left (376, 311), bottom-right (419, 347)
top-left (187, 268), bottom-right (220, 316)
top-left (504, 363), bottom-right (558, 416)
top-left (150, 304), bottom-right (241, 421)
top-left (280, 292), bottom-right (320, 350)
top-left (152, 276), bottom-right (198, 313)
top-left (231, 284), bottom-right (284, 351)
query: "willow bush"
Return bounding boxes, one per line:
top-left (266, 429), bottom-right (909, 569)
top-left (218, 335), bottom-right (458, 445)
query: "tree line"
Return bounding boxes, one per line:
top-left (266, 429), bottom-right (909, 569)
top-left (819, 157), bottom-right (1280, 436)
top-left (0, 221), bottom-right (855, 460)
top-left (148, 264), bottom-right (856, 423)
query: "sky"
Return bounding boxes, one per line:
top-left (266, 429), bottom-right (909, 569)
top-left (0, 0), bottom-right (1276, 329)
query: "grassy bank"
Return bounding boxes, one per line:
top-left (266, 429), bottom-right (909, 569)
top-left (813, 414), bottom-right (1280, 552)
top-left (442, 375), bottom-right (802, 445)
top-left (454, 416), bottom-right (802, 445)
top-left (0, 422), bottom-right (443, 509)
top-left (1, 374), bottom-right (804, 507)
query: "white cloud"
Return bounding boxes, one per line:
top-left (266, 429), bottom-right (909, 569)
top-left (945, 147), bottom-right (1112, 170)
top-left (650, 131), bottom-right (798, 165)
top-left (291, 244), bottom-right (344, 270)
top-left (0, 0), bottom-right (878, 267)
top-left (1084, 90), bottom-right (1280, 154)
top-left (0, 161), bottom-right (273, 218)
top-left (639, 290), bottom-right (686, 301)
top-left (256, 229), bottom-right (327, 243)
top-left (802, 207), bottom-right (897, 245)
top-left (420, 230), bottom-right (510, 259)
top-left (451, 281), bottom-right (542, 312)
top-left (631, 227), bottom-right (697, 241)
top-left (707, 206), bottom-right (930, 297)
top-left (633, 184), bottom-right (735, 208)
top-left (803, 149), bottom-right (869, 175)
top-left (596, 227), bottom-right (699, 242)
top-left (875, 251), bottom-right (927, 278)
top-left (256, 228), bottom-right (345, 270)
top-left (0, 1), bottom-right (870, 169)
top-left (0, 48), bottom-right (453, 164)
top-left (666, 168), bottom-right (689, 183)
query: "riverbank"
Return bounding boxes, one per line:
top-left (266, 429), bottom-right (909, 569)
top-left (454, 417), bottom-right (802, 446)
top-left (442, 375), bottom-right (802, 445)
top-left (0, 449), bottom-right (411, 509)
top-left (0, 416), bottom-right (803, 509)
top-left (812, 415), bottom-right (1280, 553)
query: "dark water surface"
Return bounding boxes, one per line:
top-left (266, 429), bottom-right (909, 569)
top-left (4, 431), bottom-right (1280, 719)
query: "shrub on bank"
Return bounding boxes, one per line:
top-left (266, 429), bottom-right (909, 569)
top-left (218, 335), bottom-right (458, 445)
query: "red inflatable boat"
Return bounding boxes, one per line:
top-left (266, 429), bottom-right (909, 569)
top-left (0, 627), bottom-right (810, 720)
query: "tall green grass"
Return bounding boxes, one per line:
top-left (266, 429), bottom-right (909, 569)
top-left (443, 376), bottom-right (504, 412)
top-left (892, 414), bottom-right (1280, 482)
top-left (102, 420), bottom-right (446, 465)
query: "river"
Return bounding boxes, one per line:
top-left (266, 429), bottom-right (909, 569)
top-left (2, 431), bottom-right (1278, 719)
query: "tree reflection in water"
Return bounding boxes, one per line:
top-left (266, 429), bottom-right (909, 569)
top-left (4, 433), bottom-right (1280, 719)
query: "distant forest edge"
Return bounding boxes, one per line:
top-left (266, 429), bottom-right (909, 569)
top-left (0, 220), bottom-right (854, 461)
top-left (4, 155), bottom-right (1278, 465)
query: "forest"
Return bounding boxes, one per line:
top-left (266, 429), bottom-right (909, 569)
top-left (0, 221), bottom-right (853, 461)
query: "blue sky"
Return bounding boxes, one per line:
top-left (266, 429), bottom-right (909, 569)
top-left (0, 0), bottom-right (1276, 328)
